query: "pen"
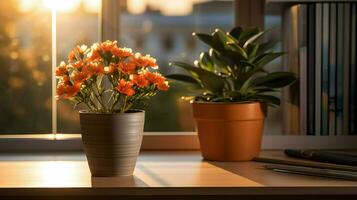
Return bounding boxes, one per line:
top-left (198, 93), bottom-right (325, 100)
top-left (265, 164), bottom-right (357, 181)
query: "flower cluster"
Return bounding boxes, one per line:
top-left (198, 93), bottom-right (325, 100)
top-left (56, 40), bottom-right (169, 113)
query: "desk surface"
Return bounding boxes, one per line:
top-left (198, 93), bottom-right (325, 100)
top-left (0, 151), bottom-right (356, 199)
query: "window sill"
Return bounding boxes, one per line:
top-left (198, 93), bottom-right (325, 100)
top-left (0, 133), bottom-right (357, 151)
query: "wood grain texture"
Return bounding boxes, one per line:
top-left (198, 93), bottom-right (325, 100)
top-left (0, 151), bottom-right (356, 198)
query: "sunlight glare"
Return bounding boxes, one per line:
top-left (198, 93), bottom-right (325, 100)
top-left (127, 0), bottom-right (146, 14)
top-left (42, 0), bottom-right (81, 13)
top-left (40, 161), bottom-right (80, 187)
top-left (83, 0), bottom-right (101, 14)
top-left (18, 0), bottom-right (39, 12)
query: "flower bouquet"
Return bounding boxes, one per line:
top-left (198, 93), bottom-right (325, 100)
top-left (56, 40), bottom-right (168, 176)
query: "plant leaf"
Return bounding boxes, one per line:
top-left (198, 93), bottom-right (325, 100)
top-left (166, 74), bottom-right (200, 85)
top-left (254, 52), bottom-right (284, 67)
top-left (229, 26), bottom-right (243, 39)
top-left (252, 72), bottom-right (297, 88)
top-left (195, 33), bottom-right (223, 53)
top-left (170, 61), bottom-right (226, 93)
top-left (226, 43), bottom-right (248, 59)
top-left (256, 40), bottom-right (279, 56)
top-left (247, 43), bottom-right (260, 61)
top-left (238, 28), bottom-right (260, 45)
top-left (243, 30), bottom-right (265, 48)
top-left (255, 94), bottom-right (281, 106)
top-left (199, 52), bottom-right (214, 72)
top-left (213, 29), bottom-right (234, 45)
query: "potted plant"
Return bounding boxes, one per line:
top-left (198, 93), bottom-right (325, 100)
top-left (56, 40), bottom-right (169, 176)
top-left (167, 27), bottom-right (296, 161)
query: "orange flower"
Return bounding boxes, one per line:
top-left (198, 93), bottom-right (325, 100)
top-left (87, 49), bottom-right (101, 61)
top-left (111, 47), bottom-right (133, 58)
top-left (87, 43), bottom-right (101, 61)
top-left (156, 81), bottom-right (169, 91)
top-left (107, 63), bottom-right (118, 74)
top-left (84, 62), bottom-right (104, 76)
top-left (68, 50), bottom-right (76, 62)
top-left (101, 40), bottom-right (118, 52)
top-left (56, 83), bottom-right (67, 98)
top-left (68, 45), bottom-right (88, 62)
top-left (71, 60), bottom-right (85, 70)
top-left (115, 79), bottom-right (135, 96)
top-left (132, 74), bottom-right (149, 88)
top-left (131, 53), bottom-right (158, 68)
top-left (118, 62), bottom-right (136, 74)
top-left (73, 71), bottom-right (90, 83)
top-left (56, 82), bottom-right (82, 99)
top-left (56, 61), bottom-right (68, 76)
top-left (60, 75), bottom-right (70, 84)
top-left (144, 71), bottom-right (165, 84)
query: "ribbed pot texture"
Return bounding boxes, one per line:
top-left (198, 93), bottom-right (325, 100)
top-left (79, 110), bottom-right (144, 177)
top-left (193, 102), bottom-right (266, 161)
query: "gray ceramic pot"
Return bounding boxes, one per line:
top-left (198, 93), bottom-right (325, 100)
top-left (79, 110), bottom-right (145, 177)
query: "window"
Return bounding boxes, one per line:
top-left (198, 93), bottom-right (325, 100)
top-left (0, 0), bottom-right (101, 134)
top-left (0, 0), bottom-right (356, 149)
top-left (56, 0), bottom-right (101, 133)
top-left (0, 0), bottom-right (52, 133)
top-left (119, 0), bottom-right (235, 131)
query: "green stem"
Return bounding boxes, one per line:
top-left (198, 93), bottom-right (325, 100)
top-left (121, 96), bottom-right (128, 113)
top-left (91, 83), bottom-right (106, 111)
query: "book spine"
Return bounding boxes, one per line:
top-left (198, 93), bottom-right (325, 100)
top-left (329, 3), bottom-right (337, 136)
top-left (343, 3), bottom-right (351, 135)
top-left (336, 3), bottom-right (344, 135)
top-left (315, 3), bottom-right (322, 135)
top-left (321, 3), bottom-right (329, 136)
top-left (299, 4), bottom-right (308, 135)
top-left (307, 4), bottom-right (316, 135)
top-left (282, 4), bottom-right (300, 135)
top-left (350, 3), bottom-right (357, 135)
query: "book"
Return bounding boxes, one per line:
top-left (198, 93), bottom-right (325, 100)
top-left (254, 151), bottom-right (357, 172)
top-left (282, 4), bottom-right (300, 135)
top-left (343, 3), bottom-right (351, 135)
top-left (350, 3), bottom-right (357, 135)
top-left (328, 3), bottom-right (337, 136)
top-left (336, 3), bottom-right (345, 135)
top-left (284, 149), bottom-right (357, 166)
top-left (307, 4), bottom-right (316, 135)
top-left (321, 3), bottom-right (329, 135)
top-left (299, 4), bottom-right (308, 135)
top-left (315, 3), bottom-right (322, 135)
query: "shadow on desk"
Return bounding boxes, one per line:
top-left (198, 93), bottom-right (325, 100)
top-left (91, 176), bottom-right (148, 187)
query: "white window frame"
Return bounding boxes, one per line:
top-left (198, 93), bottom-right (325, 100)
top-left (0, 0), bottom-right (356, 151)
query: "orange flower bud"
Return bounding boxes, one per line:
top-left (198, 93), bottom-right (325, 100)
top-left (56, 82), bottom-right (82, 99)
top-left (56, 61), bottom-right (68, 77)
top-left (156, 81), bottom-right (169, 91)
top-left (130, 53), bottom-right (158, 69)
top-left (101, 40), bottom-right (118, 52)
top-left (144, 71), bottom-right (165, 85)
top-left (84, 62), bottom-right (104, 76)
top-left (107, 63), bottom-right (118, 74)
top-left (115, 79), bottom-right (135, 96)
top-left (118, 62), bottom-right (136, 74)
top-left (132, 74), bottom-right (149, 88)
top-left (111, 47), bottom-right (133, 58)
top-left (73, 71), bottom-right (90, 83)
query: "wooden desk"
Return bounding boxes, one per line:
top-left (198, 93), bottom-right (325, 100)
top-left (0, 151), bottom-right (356, 200)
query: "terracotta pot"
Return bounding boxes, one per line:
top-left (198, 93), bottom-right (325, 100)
top-left (192, 102), bottom-right (266, 161)
top-left (79, 110), bottom-right (145, 177)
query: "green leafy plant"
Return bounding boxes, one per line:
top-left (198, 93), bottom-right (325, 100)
top-left (167, 26), bottom-right (297, 106)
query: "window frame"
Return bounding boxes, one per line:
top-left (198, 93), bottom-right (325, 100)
top-left (0, 0), bottom-right (356, 151)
